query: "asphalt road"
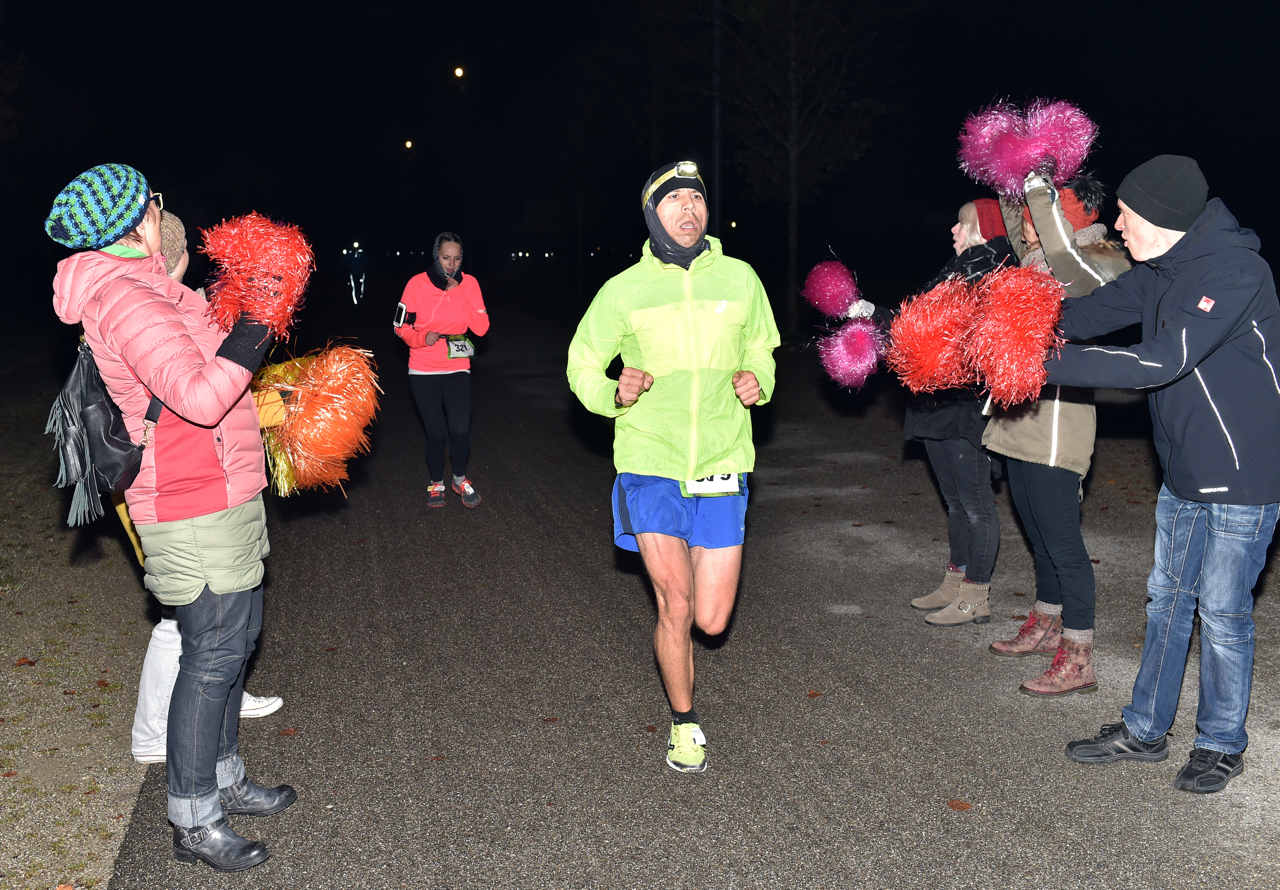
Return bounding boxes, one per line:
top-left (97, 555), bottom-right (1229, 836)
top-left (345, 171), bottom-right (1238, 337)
top-left (106, 287), bottom-right (1280, 889)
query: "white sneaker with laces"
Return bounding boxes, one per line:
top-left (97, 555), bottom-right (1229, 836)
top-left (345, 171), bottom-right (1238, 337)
top-left (240, 692), bottom-right (284, 719)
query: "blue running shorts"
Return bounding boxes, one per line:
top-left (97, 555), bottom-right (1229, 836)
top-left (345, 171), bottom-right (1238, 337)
top-left (612, 473), bottom-right (748, 552)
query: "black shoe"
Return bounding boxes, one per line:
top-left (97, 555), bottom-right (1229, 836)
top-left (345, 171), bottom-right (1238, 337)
top-left (173, 817), bottom-right (269, 872)
top-left (219, 777), bottom-right (298, 817)
top-left (1065, 721), bottom-right (1169, 763)
top-left (1172, 747), bottom-right (1244, 794)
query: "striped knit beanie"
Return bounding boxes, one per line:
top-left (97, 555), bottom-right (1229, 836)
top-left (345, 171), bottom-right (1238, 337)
top-left (45, 164), bottom-right (151, 249)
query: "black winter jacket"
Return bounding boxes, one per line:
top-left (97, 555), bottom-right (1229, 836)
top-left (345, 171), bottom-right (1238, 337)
top-left (1046, 199), bottom-right (1280, 504)
top-left (904, 237), bottom-right (1016, 445)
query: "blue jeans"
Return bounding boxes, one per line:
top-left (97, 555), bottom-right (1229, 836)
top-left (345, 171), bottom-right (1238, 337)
top-left (922, 438), bottom-right (999, 583)
top-left (1122, 487), bottom-right (1278, 754)
top-left (167, 584), bottom-right (262, 828)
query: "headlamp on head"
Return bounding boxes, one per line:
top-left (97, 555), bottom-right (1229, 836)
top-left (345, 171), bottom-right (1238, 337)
top-left (643, 160), bottom-right (706, 208)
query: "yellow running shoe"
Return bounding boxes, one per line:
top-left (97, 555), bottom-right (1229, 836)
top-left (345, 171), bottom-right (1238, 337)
top-left (666, 722), bottom-right (708, 773)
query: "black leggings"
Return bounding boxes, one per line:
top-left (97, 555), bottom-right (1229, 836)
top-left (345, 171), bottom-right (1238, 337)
top-left (1005, 457), bottom-right (1095, 630)
top-left (408, 372), bottom-right (472, 482)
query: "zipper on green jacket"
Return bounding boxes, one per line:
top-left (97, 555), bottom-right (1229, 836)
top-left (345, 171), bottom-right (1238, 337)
top-left (684, 266), bottom-right (700, 480)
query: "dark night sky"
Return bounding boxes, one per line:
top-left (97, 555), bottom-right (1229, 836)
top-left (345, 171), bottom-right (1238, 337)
top-left (3, 0), bottom-right (1275, 336)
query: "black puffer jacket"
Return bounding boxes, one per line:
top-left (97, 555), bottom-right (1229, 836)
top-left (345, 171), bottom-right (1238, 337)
top-left (903, 237), bottom-right (1016, 445)
top-left (1047, 199), bottom-right (1280, 504)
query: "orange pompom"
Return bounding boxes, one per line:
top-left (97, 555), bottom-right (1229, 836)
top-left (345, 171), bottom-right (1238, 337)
top-left (968, 267), bottom-right (1065, 408)
top-left (886, 277), bottom-right (979, 393)
top-left (255, 345), bottom-right (381, 494)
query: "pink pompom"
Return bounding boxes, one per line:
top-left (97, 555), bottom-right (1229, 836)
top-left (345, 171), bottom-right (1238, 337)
top-left (967, 267), bottom-right (1065, 408)
top-left (958, 100), bottom-right (1098, 200)
top-left (818, 318), bottom-right (883, 389)
top-left (803, 260), bottom-right (860, 318)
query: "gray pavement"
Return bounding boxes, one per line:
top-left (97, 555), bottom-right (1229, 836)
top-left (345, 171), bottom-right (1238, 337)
top-left (106, 307), bottom-right (1280, 889)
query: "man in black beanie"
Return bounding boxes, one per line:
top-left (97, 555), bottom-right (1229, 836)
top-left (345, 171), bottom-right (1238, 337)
top-left (1029, 155), bottom-right (1280, 793)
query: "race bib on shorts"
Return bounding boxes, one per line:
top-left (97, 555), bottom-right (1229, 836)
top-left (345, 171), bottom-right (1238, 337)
top-left (682, 473), bottom-right (742, 496)
top-left (445, 335), bottom-right (475, 359)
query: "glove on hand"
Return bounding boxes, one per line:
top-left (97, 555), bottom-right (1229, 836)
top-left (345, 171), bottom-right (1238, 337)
top-left (1024, 172), bottom-right (1054, 193)
top-left (846, 299), bottom-right (876, 320)
top-left (216, 316), bottom-right (275, 371)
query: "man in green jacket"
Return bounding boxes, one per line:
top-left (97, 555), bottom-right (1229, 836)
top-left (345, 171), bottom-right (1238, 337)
top-left (567, 161), bottom-right (780, 773)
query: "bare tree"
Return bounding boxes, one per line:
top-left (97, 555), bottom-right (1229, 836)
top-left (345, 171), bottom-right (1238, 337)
top-left (721, 0), bottom-right (901, 336)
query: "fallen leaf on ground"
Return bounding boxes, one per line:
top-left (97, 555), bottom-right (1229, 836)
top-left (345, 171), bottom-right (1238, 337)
top-left (543, 717), bottom-right (558, 723)
top-left (819, 741), bottom-right (830, 746)
top-left (323, 647), bottom-right (340, 652)
top-left (63, 689), bottom-right (77, 695)
top-left (1090, 559), bottom-right (1101, 564)
top-left (96, 680), bottom-right (109, 688)
top-left (431, 755), bottom-right (446, 761)
top-left (644, 725), bottom-right (656, 733)
top-left (1012, 591), bottom-right (1026, 597)
top-left (278, 727), bottom-right (298, 736)
top-left (808, 690), bottom-right (823, 698)
top-left (1, 771), bottom-right (17, 778)
top-left (1011, 614), bottom-right (1027, 620)
top-left (947, 799), bottom-right (972, 811)
top-left (14, 657), bottom-right (36, 666)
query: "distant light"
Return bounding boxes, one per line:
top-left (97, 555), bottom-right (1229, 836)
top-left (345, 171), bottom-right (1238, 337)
top-left (405, 140), bottom-right (413, 148)
top-left (544, 252), bottom-right (549, 258)
top-left (396, 251), bottom-right (401, 256)
top-left (343, 249), bottom-right (348, 255)
top-left (730, 221), bottom-right (737, 228)
top-left (353, 242), bottom-right (360, 248)
top-left (454, 67), bottom-right (464, 77)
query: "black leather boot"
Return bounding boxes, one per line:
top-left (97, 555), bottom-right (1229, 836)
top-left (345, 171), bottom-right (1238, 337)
top-left (219, 777), bottom-right (298, 817)
top-left (172, 817), bottom-right (269, 872)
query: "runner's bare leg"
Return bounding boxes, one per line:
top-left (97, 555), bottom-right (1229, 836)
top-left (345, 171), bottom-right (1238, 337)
top-left (636, 533), bottom-right (742, 712)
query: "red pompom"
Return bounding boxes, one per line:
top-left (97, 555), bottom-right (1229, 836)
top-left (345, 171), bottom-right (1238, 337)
top-left (201, 212), bottom-right (315, 340)
top-left (967, 267), bottom-right (1065, 408)
top-left (802, 260), bottom-right (861, 318)
top-left (818, 318), bottom-right (883, 389)
top-left (886, 277), bottom-right (979, 393)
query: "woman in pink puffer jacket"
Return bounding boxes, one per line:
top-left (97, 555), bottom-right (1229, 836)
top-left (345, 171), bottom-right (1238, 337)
top-left (46, 164), bottom-right (295, 873)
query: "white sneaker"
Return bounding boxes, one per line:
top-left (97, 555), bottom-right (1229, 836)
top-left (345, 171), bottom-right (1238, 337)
top-left (133, 751), bottom-right (166, 764)
top-left (240, 692), bottom-right (284, 718)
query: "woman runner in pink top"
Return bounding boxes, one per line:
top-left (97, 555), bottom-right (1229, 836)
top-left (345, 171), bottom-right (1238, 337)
top-left (394, 232), bottom-right (490, 507)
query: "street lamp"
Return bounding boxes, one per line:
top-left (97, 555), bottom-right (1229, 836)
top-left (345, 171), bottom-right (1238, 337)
top-left (454, 67), bottom-right (464, 78)
top-left (405, 140), bottom-right (413, 148)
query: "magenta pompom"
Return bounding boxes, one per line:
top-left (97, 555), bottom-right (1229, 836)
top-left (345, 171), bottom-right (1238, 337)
top-left (958, 100), bottom-right (1098, 200)
top-left (803, 260), bottom-right (860, 319)
top-left (818, 318), bottom-right (883, 389)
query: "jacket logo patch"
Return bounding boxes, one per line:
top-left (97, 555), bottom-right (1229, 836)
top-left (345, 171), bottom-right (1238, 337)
top-left (1197, 296), bottom-right (1215, 312)
top-left (716, 300), bottom-right (728, 314)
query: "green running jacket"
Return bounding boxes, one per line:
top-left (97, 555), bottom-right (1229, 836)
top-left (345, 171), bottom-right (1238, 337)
top-left (567, 237), bottom-right (780, 481)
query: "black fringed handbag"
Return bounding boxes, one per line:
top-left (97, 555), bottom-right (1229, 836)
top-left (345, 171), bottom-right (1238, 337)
top-left (46, 341), bottom-right (162, 526)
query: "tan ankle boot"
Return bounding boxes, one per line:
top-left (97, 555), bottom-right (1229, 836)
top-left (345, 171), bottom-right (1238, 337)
top-left (1019, 637), bottom-right (1098, 696)
top-left (911, 567), bottom-right (966, 611)
top-left (989, 609), bottom-right (1062, 657)
top-left (924, 580), bottom-right (991, 626)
